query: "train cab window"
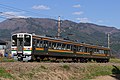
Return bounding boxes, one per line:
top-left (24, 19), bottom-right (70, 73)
top-left (24, 35), bottom-right (31, 46)
top-left (12, 35), bottom-right (17, 46)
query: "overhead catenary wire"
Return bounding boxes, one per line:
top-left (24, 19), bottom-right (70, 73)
top-left (0, 3), bottom-right (57, 19)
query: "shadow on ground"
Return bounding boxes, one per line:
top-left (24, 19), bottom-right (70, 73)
top-left (111, 65), bottom-right (120, 80)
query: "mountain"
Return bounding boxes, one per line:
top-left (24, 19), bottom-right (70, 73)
top-left (0, 18), bottom-right (120, 57)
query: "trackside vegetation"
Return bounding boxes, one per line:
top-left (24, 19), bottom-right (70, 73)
top-left (0, 67), bottom-right (13, 79)
top-left (0, 58), bottom-right (120, 80)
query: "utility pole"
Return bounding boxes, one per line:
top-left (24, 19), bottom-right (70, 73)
top-left (57, 16), bottom-right (61, 38)
top-left (108, 33), bottom-right (110, 48)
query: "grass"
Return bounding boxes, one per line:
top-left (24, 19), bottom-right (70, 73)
top-left (81, 64), bottom-right (120, 80)
top-left (40, 65), bottom-right (47, 69)
top-left (61, 64), bottom-right (70, 70)
top-left (18, 65), bottom-right (48, 80)
top-left (0, 67), bottom-right (13, 79)
top-left (0, 58), bottom-right (120, 80)
top-left (0, 57), bottom-right (16, 62)
top-left (110, 58), bottom-right (120, 63)
top-left (0, 63), bottom-right (120, 80)
top-left (84, 65), bottom-right (112, 79)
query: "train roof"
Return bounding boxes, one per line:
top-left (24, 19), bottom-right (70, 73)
top-left (12, 32), bottom-right (32, 35)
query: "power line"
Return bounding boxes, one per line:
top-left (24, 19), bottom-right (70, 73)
top-left (0, 3), bottom-right (57, 19)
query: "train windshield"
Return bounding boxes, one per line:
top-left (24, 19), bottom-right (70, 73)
top-left (12, 34), bottom-right (31, 47)
top-left (24, 35), bottom-right (31, 46)
top-left (12, 35), bottom-right (17, 46)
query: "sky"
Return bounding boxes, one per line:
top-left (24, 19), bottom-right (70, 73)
top-left (0, 0), bottom-right (120, 28)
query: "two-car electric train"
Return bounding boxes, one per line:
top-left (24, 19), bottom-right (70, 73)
top-left (11, 33), bottom-right (110, 62)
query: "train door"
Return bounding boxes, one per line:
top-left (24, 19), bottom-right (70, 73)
top-left (73, 45), bottom-right (76, 54)
top-left (44, 41), bottom-right (48, 53)
top-left (17, 37), bottom-right (24, 60)
top-left (32, 39), bottom-right (36, 54)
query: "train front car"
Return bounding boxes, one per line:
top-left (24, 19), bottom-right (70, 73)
top-left (11, 33), bottom-right (32, 61)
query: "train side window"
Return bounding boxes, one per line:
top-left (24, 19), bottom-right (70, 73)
top-left (81, 46), bottom-right (84, 52)
top-left (104, 50), bottom-right (110, 54)
top-left (39, 40), bottom-right (44, 48)
top-left (43, 40), bottom-right (48, 47)
top-left (88, 48), bottom-right (92, 53)
top-left (76, 46), bottom-right (79, 51)
top-left (85, 47), bottom-right (88, 52)
top-left (33, 39), bottom-right (37, 47)
top-left (56, 43), bottom-right (62, 50)
top-left (79, 46), bottom-right (82, 52)
top-left (93, 48), bottom-right (97, 54)
top-left (108, 50), bottom-right (110, 54)
top-left (99, 50), bottom-right (104, 54)
top-left (71, 45), bottom-right (74, 51)
top-left (49, 42), bottom-right (52, 48)
top-left (52, 42), bottom-right (57, 49)
top-left (62, 44), bottom-right (67, 50)
top-left (87, 48), bottom-right (90, 53)
top-left (96, 49), bottom-right (99, 54)
top-left (93, 48), bottom-right (96, 53)
top-left (66, 44), bottom-right (71, 50)
top-left (36, 40), bottom-right (40, 48)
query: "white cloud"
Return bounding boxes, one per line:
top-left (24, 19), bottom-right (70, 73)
top-left (32, 5), bottom-right (50, 10)
top-left (0, 11), bottom-right (28, 18)
top-left (73, 4), bottom-right (81, 8)
top-left (73, 11), bottom-right (83, 15)
top-left (76, 18), bottom-right (90, 23)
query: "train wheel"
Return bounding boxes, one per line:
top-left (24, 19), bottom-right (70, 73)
top-left (80, 58), bottom-right (85, 63)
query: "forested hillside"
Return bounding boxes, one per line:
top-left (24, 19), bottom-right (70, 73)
top-left (0, 18), bottom-right (120, 57)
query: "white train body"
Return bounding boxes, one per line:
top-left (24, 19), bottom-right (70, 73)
top-left (11, 33), bottom-right (32, 61)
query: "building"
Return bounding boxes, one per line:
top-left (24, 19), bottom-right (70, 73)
top-left (0, 40), bottom-right (7, 57)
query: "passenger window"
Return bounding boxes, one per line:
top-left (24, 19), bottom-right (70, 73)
top-left (56, 43), bottom-right (62, 50)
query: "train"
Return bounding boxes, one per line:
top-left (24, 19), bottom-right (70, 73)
top-left (11, 33), bottom-right (110, 62)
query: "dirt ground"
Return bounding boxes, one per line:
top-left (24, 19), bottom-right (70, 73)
top-left (0, 62), bottom-right (120, 80)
